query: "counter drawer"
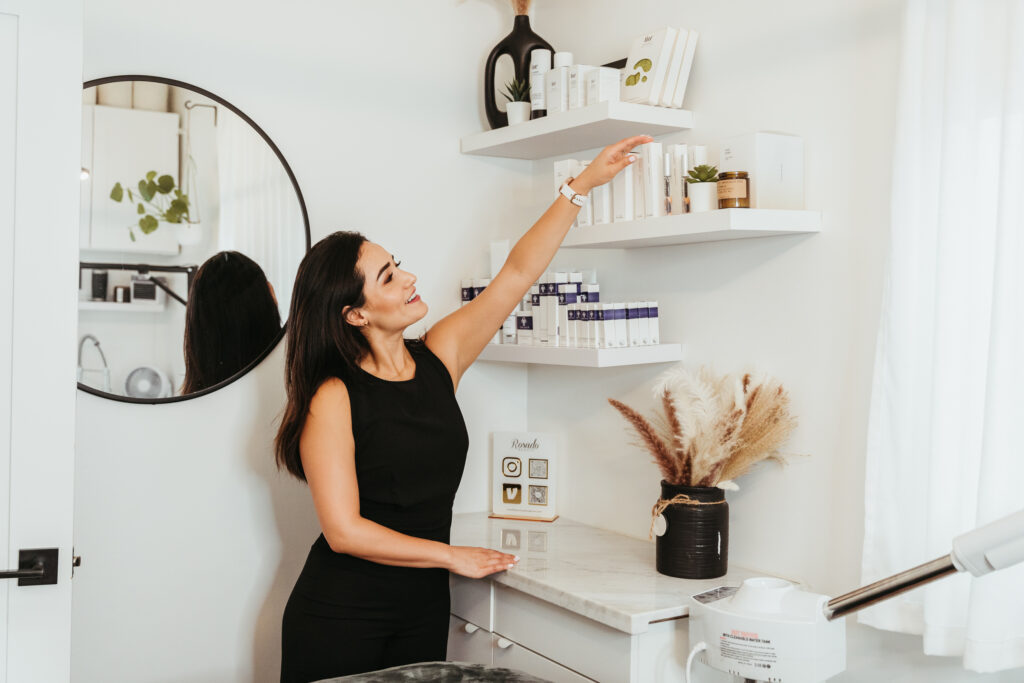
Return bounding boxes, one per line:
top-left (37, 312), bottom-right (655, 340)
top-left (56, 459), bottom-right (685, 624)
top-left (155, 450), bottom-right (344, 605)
top-left (450, 574), bottom-right (492, 630)
top-left (492, 633), bottom-right (595, 682)
top-left (446, 615), bottom-right (492, 667)
top-left (493, 584), bottom-right (634, 683)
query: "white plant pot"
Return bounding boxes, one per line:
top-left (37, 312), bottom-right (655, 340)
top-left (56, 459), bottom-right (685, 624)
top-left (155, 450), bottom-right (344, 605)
top-left (132, 82), bottom-right (170, 111)
top-left (687, 182), bottom-right (718, 213)
top-left (175, 222), bottom-right (203, 247)
top-left (96, 82), bottom-right (133, 108)
top-left (506, 102), bottom-right (531, 125)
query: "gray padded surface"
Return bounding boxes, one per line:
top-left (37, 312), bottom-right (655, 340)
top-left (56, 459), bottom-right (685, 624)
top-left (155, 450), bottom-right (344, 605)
top-left (315, 661), bottom-right (552, 682)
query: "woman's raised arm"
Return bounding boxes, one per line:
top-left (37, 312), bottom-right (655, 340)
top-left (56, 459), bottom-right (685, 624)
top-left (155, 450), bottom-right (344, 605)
top-left (425, 134), bottom-right (652, 389)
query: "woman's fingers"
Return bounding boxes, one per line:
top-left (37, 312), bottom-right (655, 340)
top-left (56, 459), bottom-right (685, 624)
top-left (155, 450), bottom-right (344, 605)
top-left (613, 134), bottom-right (654, 157)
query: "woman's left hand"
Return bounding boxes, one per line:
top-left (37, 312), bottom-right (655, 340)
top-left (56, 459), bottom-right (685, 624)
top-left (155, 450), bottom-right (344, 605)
top-left (572, 134), bottom-right (654, 194)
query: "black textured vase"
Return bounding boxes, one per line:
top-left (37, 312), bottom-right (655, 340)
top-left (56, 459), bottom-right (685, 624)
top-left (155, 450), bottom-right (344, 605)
top-left (655, 481), bottom-right (729, 579)
top-left (483, 14), bottom-right (553, 129)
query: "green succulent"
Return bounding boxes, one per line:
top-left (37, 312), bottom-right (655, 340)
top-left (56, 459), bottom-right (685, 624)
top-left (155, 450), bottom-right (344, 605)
top-left (110, 170), bottom-right (190, 242)
top-left (502, 78), bottom-right (531, 103)
top-left (685, 164), bottom-right (719, 184)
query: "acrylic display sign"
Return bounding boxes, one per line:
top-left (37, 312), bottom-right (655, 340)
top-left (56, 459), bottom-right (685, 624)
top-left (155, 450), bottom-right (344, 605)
top-left (491, 431), bottom-right (558, 522)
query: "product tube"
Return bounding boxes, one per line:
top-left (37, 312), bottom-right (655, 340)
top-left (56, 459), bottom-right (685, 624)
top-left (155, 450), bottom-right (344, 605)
top-left (612, 303), bottom-right (628, 347)
top-left (637, 302), bottom-right (650, 345)
top-left (529, 49), bottom-right (552, 118)
top-left (626, 302), bottom-right (640, 346)
top-left (502, 313), bottom-right (516, 344)
top-left (549, 272), bottom-right (568, 345)
top-left (535, 277), bottom-right (550, 346)
top-left (612, 164), bottom-right (635, 222)
top-left (558, 284), bottom-right (578, 347)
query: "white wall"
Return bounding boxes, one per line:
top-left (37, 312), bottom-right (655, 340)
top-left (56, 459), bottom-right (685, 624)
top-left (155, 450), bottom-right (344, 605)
top-left (528, 0), bottom-right (1016, 681)
top-left (75, 1), bottom-right (528, 680)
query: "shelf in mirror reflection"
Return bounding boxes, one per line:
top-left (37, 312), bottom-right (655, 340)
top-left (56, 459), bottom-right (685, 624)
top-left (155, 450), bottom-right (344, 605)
top-left (78, 301), bottom-right (166, 313)
top-left (477, 343), bottom-right (682, 368)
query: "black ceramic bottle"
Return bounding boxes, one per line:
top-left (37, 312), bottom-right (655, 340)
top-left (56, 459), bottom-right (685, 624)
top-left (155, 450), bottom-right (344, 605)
top-left (483, 13), bottom-right (554, 129)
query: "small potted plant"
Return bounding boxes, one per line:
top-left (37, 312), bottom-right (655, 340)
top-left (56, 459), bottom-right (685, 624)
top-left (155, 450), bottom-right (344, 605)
top-left (609, 365), bottom-right (798, 579)
top-left (110, 171), bottom-right (199, 246)
top-left (502, 78), bottom-right (532, 125)
top-left (685, 164), bottom-right (719, 213)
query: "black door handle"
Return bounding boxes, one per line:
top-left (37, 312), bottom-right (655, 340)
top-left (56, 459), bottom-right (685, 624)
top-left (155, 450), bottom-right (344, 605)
top-left (0, 548), bottom-right (58, 586)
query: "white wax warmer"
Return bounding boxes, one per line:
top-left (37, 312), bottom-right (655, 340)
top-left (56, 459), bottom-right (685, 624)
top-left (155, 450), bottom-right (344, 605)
top-left (686, 508), bottom-right (1024, 682)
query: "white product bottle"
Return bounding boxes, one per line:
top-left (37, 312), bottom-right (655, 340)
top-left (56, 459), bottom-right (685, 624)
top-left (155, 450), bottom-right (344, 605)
top-left (516, 311), bottom-right (534, 346)
top-left (529, 49), bottom-right (552, 118)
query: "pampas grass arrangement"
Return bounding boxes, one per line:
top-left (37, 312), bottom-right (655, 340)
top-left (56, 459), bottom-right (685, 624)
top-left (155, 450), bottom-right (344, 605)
top-left (609, 365), bottom-right (797, 488)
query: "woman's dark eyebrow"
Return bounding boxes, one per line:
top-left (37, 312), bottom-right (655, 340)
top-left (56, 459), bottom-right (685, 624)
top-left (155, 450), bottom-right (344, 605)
top-left (376, 256), bottom-right (394, 282)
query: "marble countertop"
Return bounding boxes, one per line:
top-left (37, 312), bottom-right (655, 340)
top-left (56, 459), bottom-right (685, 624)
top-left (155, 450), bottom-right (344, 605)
top-left (451, 513), bottom-right (776, 636)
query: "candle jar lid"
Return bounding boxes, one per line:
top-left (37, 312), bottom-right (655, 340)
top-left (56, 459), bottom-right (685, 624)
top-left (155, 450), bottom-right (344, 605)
top-left (718, 171), bottom-right (749, 179)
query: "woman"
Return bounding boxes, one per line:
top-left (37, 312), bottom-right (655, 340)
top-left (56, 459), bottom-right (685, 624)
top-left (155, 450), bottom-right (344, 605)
top-left (182, 250), bottom-right (281, 394)
top-left (275, 135), bottom-right (650, 681)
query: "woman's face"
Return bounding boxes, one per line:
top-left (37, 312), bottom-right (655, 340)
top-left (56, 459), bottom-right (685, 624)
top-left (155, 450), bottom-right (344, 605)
top-left (351, 241), bottom-right (427, 332)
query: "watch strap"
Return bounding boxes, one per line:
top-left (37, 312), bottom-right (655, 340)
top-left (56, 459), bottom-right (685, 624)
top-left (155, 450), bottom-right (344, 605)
top-left (559, 180), bottom-right (585, 207)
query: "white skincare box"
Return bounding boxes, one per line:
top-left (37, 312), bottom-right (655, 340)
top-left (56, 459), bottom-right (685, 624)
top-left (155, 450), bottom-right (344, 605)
top-left (567, 303), bottom-right (579, 347)
top-left (516, 310), bottom-right (534, 346)
top-left (544, 51), bottom-right (573, 115)
top-left (612, 163), bottom-right (635, 222)
top-left (569, 271), bottom-right (583, 293)
top-left (601, 304), bottom-right (617, 349)
top-left (633, 153), bottom-right (646, 219)
top-left (557, 284), bottom-right (578, 347)
top-left (585, 67), bottom-right (621, 106)
top-left (719, 132), bottom-right (805, 209)
top-left (669, 144), bottom-right (689, 215)
top-left (502, 313), bottom-right (517, 344)
top-left (574, 161), bottom-right (594, 227)
top-left (460, 278), bottom-right (473, 307)
top-left (638, 142), bottom-right (666, 218)
top-left (671, 29), bottom-right (699, 109)
top-left (591, 305), bottom-right (604, 349)
top-left (692, 145), bottom-right (709, 168)
top-left (659, 28), bottom-right (688, 107)
top-left (581, 283), bottom-right (600, 303)
top-left (553, 159), bottom-right (576, 198)
top-left (627, 302), bottom-right (641, 346)
top-left (647, 301), bottom-right (660, 344)
top-left (592, 180), bottom-right (612, 224)
top-left (621, 27), bottom-right (679, 106)
top-left (529, 49), bottom-right (552, 116)
top-left (612, 303), bottom-right (628, 347)
top-left (637, 303), bottom-right (650, 345)
top-left (568, 65), bottom-right (597, 110)
top-left (535, 276), bottom-right (550, 346)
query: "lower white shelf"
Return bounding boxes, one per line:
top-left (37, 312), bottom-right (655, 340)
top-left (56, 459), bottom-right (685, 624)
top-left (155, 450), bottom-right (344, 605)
top-left (477, 343), bottom-right (682, 368)
top-left (560, 209), bottom-right (821, 249)
top-left (78, 301), bottom-right (165, 313)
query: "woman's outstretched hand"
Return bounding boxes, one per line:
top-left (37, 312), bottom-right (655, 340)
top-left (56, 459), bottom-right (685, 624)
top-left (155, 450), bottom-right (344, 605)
top-left (447, 545), bottom-right (519, 578)
top-left (572, 134), bottom-right (654, 194)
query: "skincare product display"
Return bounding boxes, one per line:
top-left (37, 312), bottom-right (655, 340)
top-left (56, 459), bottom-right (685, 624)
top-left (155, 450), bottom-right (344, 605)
top-left (621, 27), bottom-right (699, 109)
top-left (464, 272), bottom-right (661, 348)
top-left (491, 431), bottom-right (558, 522)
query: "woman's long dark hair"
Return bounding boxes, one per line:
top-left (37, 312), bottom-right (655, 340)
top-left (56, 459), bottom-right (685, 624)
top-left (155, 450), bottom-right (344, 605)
top-left (275, 231), bottom-right (369, 481)
top-left (182, 251), bottom-right (281, 394)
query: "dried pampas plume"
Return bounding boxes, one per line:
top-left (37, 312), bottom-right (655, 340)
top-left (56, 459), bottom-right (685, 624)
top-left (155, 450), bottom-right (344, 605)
top-left (610, 365), bottom-right (797, 487)
top-left (511, 0), bottom-right (531, 15)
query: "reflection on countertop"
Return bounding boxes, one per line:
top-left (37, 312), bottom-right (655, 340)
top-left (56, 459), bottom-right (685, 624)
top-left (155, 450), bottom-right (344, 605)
top-left (451, 513), bottom-right (780, 635)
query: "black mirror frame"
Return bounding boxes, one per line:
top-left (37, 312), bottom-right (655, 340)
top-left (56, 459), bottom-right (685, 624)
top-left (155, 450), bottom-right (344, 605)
top-left (78, 75), bottom-right (311, 404)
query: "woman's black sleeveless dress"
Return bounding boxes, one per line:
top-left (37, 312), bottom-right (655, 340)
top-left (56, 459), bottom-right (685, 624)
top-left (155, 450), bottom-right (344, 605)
top-left (280, 340), bottom-right (469, 682)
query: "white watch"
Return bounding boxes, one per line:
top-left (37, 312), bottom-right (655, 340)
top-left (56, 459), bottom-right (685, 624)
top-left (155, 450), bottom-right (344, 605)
top-left (559, 179), bottom-right (586, 207)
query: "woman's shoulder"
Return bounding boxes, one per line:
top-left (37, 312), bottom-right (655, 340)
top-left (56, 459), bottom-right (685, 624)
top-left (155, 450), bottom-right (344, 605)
top-left (310, 376), bottom-right (352, 413)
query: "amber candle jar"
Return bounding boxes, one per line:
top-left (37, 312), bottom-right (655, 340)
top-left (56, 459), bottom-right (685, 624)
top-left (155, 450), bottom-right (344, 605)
top-left (717, 171), bottom-right (750, 209)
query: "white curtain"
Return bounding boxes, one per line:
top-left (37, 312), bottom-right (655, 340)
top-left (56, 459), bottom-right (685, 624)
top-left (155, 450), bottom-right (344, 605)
top-left (216, 109), bottom-right (305, 320)
top-left (860, 0), bottom-right (1024, 673)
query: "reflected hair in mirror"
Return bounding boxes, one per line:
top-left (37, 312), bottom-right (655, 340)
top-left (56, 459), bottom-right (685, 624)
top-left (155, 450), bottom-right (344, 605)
top-left (276, 231), bottom-right (369, 481)
top-left (182, 251), bottom-right (281, 394)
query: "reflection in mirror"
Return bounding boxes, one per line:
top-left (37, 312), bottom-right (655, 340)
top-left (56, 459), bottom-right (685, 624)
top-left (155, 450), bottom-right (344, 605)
top-left (77, 78), bottom-right (307, 401)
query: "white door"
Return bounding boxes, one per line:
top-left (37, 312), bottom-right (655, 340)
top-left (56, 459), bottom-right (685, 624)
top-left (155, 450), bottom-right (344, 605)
top-left (0, 1), bottom-right (83, 681)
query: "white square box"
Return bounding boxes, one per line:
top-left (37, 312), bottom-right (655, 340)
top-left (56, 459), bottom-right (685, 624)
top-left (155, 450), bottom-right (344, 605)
top-left (719, 132), bottom-right (804, 209)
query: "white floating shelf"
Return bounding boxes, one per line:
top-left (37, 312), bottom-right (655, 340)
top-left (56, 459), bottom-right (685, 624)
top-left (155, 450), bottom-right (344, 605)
top-left (560, 209), bottom-right (821, 249)
top-left (78, 301), bottom-right (166, 313)
top-left (461, 101), bottom-right (694, 160)
top-left (478, 343), bottom-right (682, 368)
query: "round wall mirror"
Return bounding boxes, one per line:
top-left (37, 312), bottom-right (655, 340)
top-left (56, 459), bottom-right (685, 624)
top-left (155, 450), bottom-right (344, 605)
top-left (77, 76), bottom-right (309, 402)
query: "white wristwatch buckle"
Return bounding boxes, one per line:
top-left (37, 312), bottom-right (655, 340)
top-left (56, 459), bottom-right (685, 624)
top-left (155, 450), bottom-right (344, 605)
top-left (559, 179), bottom-right (585, 207)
